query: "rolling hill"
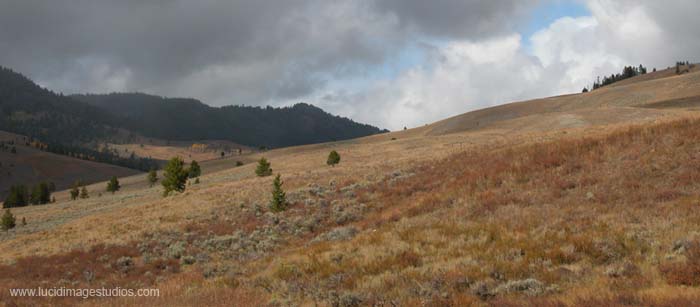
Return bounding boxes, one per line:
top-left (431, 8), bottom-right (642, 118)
top-left (0, 65), bottom-right (386, 150)
top-left (0, 131), bottom-right (139, 199)
top-left (3, 65), bottom-right (700, 306)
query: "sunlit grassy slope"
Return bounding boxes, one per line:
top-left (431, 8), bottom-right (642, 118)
top-left (2, 68), bottom-right (700, 306)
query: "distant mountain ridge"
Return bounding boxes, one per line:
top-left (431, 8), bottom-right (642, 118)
top-left (0, 66), bottom-right (386, 150)
top-left (0, 66), bottom-right (119, 145)
top-left (72, 93), bottom-right (387, 148)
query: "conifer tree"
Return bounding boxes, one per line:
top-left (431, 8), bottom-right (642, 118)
top-left (147, 169), bottom-right (158, 187)
top-left (269, 174), bottom-right (287, 213)
top-left (162, 157), bottom-right (188, 196)
top-left (70, 181), bottom-right (80, 200)
top-left (188, 160), bottom-right (201, 178)
top-left (106, 176), bottom-right (120, 193)
top-left (80, 186), bottom-right (89, 199)
top-left (1, 209), bottom-right (16, 231)
top-left (29, 182), bottom-right (50, 205)
top-left (3, 185), bottom-right (28, 208)
top-left (255, 158), bottom-right (273, 177)
top-left (327, 150), bottom-right (341, 166)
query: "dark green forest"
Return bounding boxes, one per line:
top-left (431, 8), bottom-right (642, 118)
top-left (72, 93), bottom-right (386, 148)
top-left (0, 66), bottom-right (386, 159)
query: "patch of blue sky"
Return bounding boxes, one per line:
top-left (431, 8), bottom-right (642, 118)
top-left (521, 0), bottom-right (590, 50)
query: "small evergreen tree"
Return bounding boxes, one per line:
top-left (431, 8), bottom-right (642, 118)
top-left (188, 160), bottom-right (201, 178)
top-left (21, 217), bottom-right (26, 226)
top-left (236, 161), bottom-right (244, 167)
top-left (162, 157), bottom-right (189, 196)
top-left (29, 182), bottom-right (50, 205)
top-left (582, 87), bottom-right (589, 93)
top-left (70, 181), bottom-right (80, 200)
top-left (39, 182), bottom-right (51, 204)
top-left (30, 185), bottom-right (40, 205)
top-left (1, 209), bottom-right (16, 231)
top-left (269, 174), bottom-right (287, 213)
top-left (80, 186), bottom-right (89, 199)
top-left (106, 176), bottom-right (120, 193)
top-left (3, 185), bottom-right (28, 208)
top-left (255, 158), bottom-right (273, 177)
top-left (327, 150), bottom-right (341, 166)
top-left (147, 169), bottom-right (158, 187)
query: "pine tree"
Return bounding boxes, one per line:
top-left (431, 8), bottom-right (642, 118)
top-left (269, 174), bottom-right (287, 213)
top-left (80, 186), bottom-right (89, 199)
top-left (70, 181), bottom-right (80, 200)
top-left (327, 150), bottom-right (341, 166)
top-left (188, 160), bottom-right (201, 178)
top-left (29, 182), bottom-right (50, 205)
top-left (1, 209), bottom-right (16, 231)
top-left (162, 157), bottom-right (189, 196)
top-left (147, 169), bottom-right (158, 187)
top-left (30, 184), bottom-right (40, 205)
top-left (3, 185), bottom-right (28, 208)
top-left (106, 176), bottom-right (120, 193)
top-left (255, 158), bottom-right (273, 177)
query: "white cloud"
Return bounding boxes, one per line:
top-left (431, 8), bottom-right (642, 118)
top-left (312, 35), bottom-right (557, 130)
top-left (3, 1), bottom-right (699, 131)
top-left (310, 0), bottom-right (699, 130)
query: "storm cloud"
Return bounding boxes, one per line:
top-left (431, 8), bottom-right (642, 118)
top-left (0, 1), bottom-right (698, 130)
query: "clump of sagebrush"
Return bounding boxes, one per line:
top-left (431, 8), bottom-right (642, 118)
top-left (255, 158), bottom-right (273, 177)
top-left (147, 169), bottom-right (158, 187)
top-left (1, 209), bottom-right (16, 231)
top-left (106, 176), bottom-right (120, 193)
top-left (327, 150), bottom-right (340, 166)
top-left (269, 174), bottom-right (287, 213)
top-left (162, 157), bottom-right (189, 196)
top-left (188, 160), bottom-right (201, 178)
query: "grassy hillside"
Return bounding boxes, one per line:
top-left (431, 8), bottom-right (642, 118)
top-left (1, 66), bottom-right (700, 306)
top-left (0, 131), bottom-right (140, 200)
top-left (424, 67), bottom-right (700, 136)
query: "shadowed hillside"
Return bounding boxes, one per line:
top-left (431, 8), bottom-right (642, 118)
top-left (0, 131), bottom-right (139, 199)
top-left (72, 93), bottom-right (387, 148)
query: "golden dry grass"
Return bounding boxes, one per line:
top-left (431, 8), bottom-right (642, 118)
top-left (3, 70), bottom-right (700, 306)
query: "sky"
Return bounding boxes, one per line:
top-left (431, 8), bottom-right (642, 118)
top-left (0, 0), bottom-right (698, 130)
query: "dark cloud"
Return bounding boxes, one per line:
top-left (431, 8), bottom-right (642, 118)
top-left (372, 0), bottom-right (537, 38)
top-left (0, 0), bottom-right (535, 107)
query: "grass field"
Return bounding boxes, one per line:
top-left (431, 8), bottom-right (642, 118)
top-left (2, 69), bottom-right (700, 306)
